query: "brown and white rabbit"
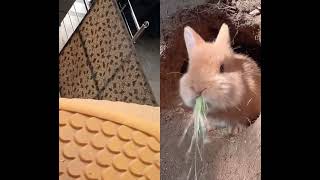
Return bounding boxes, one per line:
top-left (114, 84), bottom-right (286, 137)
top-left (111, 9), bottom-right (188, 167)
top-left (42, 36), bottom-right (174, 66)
top-left (179, 24), bottom-right (261, 134)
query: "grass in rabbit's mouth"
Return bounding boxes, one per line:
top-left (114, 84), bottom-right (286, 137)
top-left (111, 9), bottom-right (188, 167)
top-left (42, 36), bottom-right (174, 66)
top-left (179, 96), bottom-right (208, 180)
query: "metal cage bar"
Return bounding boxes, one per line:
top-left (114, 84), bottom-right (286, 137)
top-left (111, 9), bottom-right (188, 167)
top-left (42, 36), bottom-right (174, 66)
top-left (119, 0), bottom-right (149, 43)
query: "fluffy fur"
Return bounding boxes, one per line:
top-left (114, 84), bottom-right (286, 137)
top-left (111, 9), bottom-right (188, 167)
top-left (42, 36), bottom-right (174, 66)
top-left (179, 24), bottom-right (261, 134)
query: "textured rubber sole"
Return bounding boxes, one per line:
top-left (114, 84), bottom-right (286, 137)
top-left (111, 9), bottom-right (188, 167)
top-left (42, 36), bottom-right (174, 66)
top-left (59, 98), bottom-right (160, 180)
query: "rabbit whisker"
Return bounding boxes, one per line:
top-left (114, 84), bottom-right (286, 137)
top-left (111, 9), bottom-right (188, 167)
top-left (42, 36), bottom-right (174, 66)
top-left (247, 97), bottom-right (253, 106)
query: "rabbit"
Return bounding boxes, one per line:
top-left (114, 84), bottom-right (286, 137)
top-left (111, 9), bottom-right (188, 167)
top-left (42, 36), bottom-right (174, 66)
top-left (179, 23), bottom-right (261, 135)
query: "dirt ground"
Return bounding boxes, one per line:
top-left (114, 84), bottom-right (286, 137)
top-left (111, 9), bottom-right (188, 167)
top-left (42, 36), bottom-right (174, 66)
top-left (160, 0), bottom-right (261, 179)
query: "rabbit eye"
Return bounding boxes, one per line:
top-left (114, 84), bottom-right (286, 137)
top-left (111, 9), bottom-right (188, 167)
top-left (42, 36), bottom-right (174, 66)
top-left (220, 64), bottom-right (225, 73)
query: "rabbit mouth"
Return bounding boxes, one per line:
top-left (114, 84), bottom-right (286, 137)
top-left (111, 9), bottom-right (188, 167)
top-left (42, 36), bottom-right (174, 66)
top-left (201, 91), bottom-right (227, 111)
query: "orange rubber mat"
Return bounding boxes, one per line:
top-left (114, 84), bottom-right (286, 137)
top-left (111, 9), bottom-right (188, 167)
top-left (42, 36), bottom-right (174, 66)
top-left (59, 98), bottom-right (160, 180)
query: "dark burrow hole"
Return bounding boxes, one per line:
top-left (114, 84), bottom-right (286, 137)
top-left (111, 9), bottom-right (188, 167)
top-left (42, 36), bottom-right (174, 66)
top-left (180, 61), bottom-right (189, 74)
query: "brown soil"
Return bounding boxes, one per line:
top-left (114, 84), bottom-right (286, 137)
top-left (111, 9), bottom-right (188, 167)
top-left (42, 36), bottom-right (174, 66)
top-left (160, 0), bottom-right (261, 179)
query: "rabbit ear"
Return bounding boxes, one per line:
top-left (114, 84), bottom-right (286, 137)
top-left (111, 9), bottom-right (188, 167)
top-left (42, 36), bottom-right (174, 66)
top-left (184, 26), bottom-right (205, 55)
top-left (215, 23), bottom-right (231, 47)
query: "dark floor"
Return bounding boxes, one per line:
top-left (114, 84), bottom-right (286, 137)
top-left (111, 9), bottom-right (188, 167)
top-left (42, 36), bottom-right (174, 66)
top-left (134, 34), bottom-right (160, 104)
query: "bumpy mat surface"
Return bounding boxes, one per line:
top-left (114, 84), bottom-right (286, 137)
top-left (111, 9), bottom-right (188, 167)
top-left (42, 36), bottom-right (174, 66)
top-left (59, 0), bottom-right (157, 106)
top-left (59, 98), bottom-right (160, 180)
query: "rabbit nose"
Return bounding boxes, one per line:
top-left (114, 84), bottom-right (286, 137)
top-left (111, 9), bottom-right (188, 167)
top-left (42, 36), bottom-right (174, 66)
top-left (191, 85), bottom-right (207, 95)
